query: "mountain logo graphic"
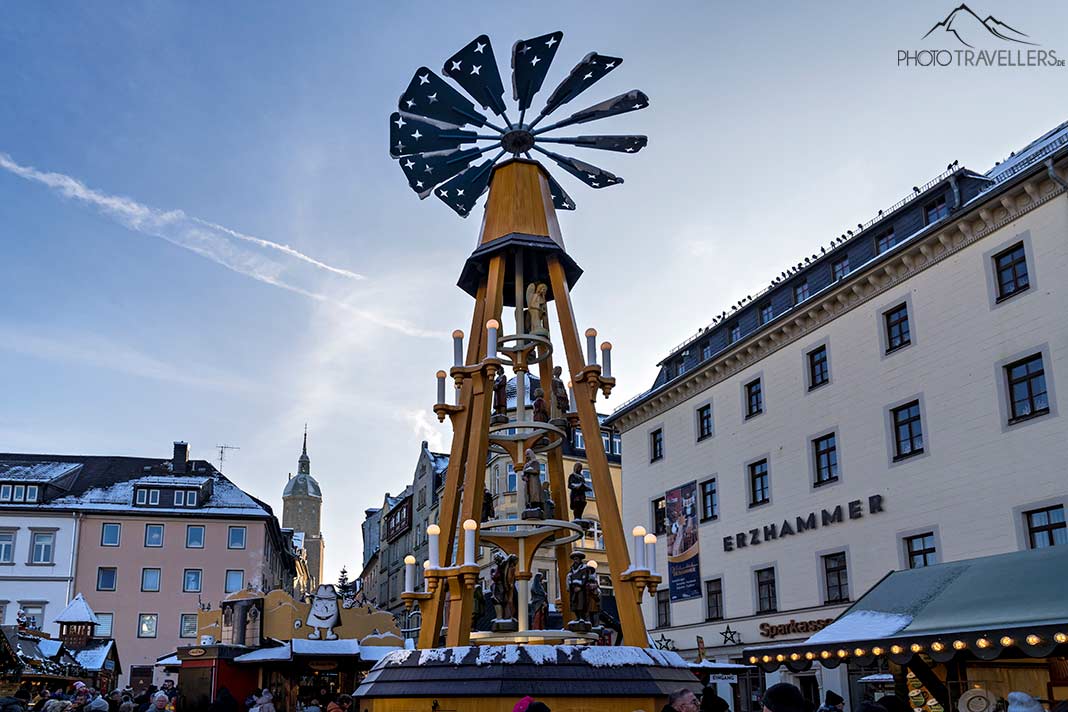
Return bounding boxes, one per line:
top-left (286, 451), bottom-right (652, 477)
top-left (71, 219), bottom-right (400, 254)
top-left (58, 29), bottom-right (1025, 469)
top-left (922, 4), bottom-right (1037, 48)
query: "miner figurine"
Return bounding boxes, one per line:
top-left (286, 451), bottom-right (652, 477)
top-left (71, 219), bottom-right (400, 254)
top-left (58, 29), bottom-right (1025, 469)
top-left (568, 462), bottom-right (591, 522)
top-left (521, 448), bottom-right (544, 519)
top-left (491, 370), bottom-right (509, 424)
top-left (587, 572), bottom-right (602, 628)
top-left (566, 551), bottom-right (592, 632)
top-left (530, 571), bottom-right (548, 630)
top-left (550, 365), bottom-right (570, 424)
top-left (481, 487), bottom-right (496, 522)
top-left (491, 552), bottom-right (518, 631)
top-left (531, 387), bottom-right (550, 423)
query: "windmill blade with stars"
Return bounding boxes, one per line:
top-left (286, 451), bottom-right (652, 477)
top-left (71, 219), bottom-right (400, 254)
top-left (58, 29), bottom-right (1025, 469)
top-left (388, 31), bottom-right (649, 217)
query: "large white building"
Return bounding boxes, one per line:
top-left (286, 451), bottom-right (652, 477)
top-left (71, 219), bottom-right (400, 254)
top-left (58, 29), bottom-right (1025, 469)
top-left (607, 121), bottom-right (1068, 710)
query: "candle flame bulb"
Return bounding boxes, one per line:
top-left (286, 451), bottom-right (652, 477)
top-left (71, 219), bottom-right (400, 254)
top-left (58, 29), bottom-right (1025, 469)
top-left (644, 533), bottom-right (657, 544)
top-left (585, 328), bottom-right (598, 366)
top-left (427, 524), bottom-right (440, 536)
top-left (463, 519), bottom-right (477, 531)
top-left (632, 526), bottom-right (647, 537)
top-left (404, 555), bottom-right (416, 565)
top-left (486, 319), bottom-right (499, 329)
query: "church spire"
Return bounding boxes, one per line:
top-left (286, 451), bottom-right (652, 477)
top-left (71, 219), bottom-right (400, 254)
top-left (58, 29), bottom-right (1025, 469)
top-left (298, 424), bottom-right (311, 475)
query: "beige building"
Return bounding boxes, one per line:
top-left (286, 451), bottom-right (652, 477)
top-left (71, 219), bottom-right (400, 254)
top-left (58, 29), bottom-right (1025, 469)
top-left (608, 121), bottom-right (1068, 708)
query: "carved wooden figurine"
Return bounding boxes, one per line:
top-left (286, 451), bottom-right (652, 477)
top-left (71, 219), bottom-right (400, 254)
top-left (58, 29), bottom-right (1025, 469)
top-left (550, 365), bottom-right (569, 422)
top-left (521, 448), bottom-right (544, 519)
top-left (525, 282), bottom-right (549, 334)
top-left (568, 462), bottom-right (591, 521)
top-left (566, 552), bottom-right (591, 630)
top-left (532, 387), bottom-right (550, 423)
top-left (481, 487), bottom-right (496, 522)
top-left (530, 572), bottom-right (548, 630)
top-left (491, 552), bottom-right (518, 628)
top-left (492, 370), bottom-right (509, 424)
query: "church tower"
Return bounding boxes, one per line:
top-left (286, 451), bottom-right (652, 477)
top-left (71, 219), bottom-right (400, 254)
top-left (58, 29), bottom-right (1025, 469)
top-left (282, 427), bottom-right (325, 589)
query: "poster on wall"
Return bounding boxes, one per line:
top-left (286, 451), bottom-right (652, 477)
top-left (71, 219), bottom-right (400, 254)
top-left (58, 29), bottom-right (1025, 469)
top-left (666, 480), bottom-right (701, 601)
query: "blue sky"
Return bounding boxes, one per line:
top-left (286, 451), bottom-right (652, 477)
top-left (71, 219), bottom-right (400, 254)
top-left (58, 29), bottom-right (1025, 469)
top-left (2, 1), bottom-right (1066, 582)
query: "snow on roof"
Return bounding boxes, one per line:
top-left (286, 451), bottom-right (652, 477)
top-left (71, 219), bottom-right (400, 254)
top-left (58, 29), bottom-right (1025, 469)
top-left (291, 638), bottom-right (363, 656)
top-left (859, 674), bottom-right (895, 683)
top-left (232, 639), bottom-right (400, 663)
top-left (75, 640), bottom-right (113, 671)
top-left (235, 644), bottom-right (292, 663)
top-left (805, 611), bottom-right (912, 645)
top-left (137, 476), bottom-right (210, 487)
top-left (55, 593), bottom-right (99, 624)
top-left (378, 645), bottom-right (690, 669)
top-left (0, 461), bottom-right (81, 482)
top-left (688, 660), bottom-right (754, 670)
top-left (44, 473), bottom-right (269, 517)
top-left (985, 119), bottom-right (1068, 182)
top-left (37, 638), bottom-right (63, 658)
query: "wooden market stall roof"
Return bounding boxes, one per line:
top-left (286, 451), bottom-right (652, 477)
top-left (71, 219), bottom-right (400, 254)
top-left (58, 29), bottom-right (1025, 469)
top-left (743, 546), bottom-right (1068, 672)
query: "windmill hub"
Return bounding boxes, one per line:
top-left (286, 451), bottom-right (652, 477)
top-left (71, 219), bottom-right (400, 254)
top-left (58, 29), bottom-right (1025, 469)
top-left (501, 128), bottom-right (536, 155)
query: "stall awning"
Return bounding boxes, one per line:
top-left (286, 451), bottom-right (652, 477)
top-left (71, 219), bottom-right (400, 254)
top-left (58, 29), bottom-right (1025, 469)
top-left (232, 639), bottom-right (403, 664)
top-left (743, 546), bottom-right (1068, 672)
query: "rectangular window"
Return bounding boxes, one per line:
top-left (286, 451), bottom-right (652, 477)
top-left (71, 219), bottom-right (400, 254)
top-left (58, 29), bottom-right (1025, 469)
top-left (573, 428), bottom-right (585, 450)
top-left (0, 531), bottom-right (14, 563)
top-left (101, 523), bottom-right (121, 547)
top-left (144, 524), bottom-right (164, 548)
top-left (905, 533), bottom-right (937, 568)
top-left (702, 342), bottom-right (712, 360)
top-left (183, 569), bottom-right (202, 593)
top-left (650, 428), bottom-right (664, 462)
top-left (31, 532), bottom-right (54, 564)
top-left (813, 433), bottom-right (839, 485)
top-left (700, 478), bottom-right (718, 521)
top-left (1005, 354), bottom-right (1049, 422)
top-left (25, 485), bottom-right (38, 502)
top-left (174, 490), bottom-right (185, 507)
top-left (180, 613), bottom-right (199, 638)
top-left (924, 196), bottom-right (949, 224)
top-left (832, 257), bottom-right (850, 281)
top-left (137, 613), bottom-right (158, 638)
top-left (0, 484), bottom-right (10, 501)
top-left (186, 525), bottom-right (205, 549)
top-left (729, 324), bottom-right (741, 343)
top-left (823, 552), bottom-right (849, 603)
top-left (705, 579), bottom-right (724, 621)
top-left (1026, 506), bottom-right (1066, 549)
top-left (228, 526), bottom-right (247, 550)
top-left (148, 489), bottom-right (160, 505)
top-left (697, 404), bottom-right (713, 440)
top-left (892, 401), bottom-right (924, 460)
top-left (793, 281), bottom-right (809, 305)
top-left (506, 463), bottom-right (517, 492)
top-left (759, 303), bottom-right (774, 325)
top-left (95, 612), bottom-right (114, 638)
top-left (745, 379), bottom-right (763, 418)
top-left (97, 567), bottom-right (117, 591)
top-left (656, 589), bottom-right (671, 628)
top-left (135, 489), bottom-right (147, 505)
top-left (141, 568), bottom-right (161, 592)
top-left (225, 569), bottom-right (245, 593)
top-left (186, 490), bottom-right (197, 506)
top-left (13, 485), bottom-right (25, 502)
top-left (611, 433), bottom-right (622, 455)
top-left (884, 303), bottom-right (911, 352)
top-left (756, 567), bottom-right (777, 613)
top-left (652, 497), bottom-right (667, 536)
top-left (749, 459), bottom-right (770, 506)
top-left (876, 229), bottom-right (897, 254)
top-left (994, 243), bottom-right (1029, 300)
top-left (808, 346), bottom-right (829, 389)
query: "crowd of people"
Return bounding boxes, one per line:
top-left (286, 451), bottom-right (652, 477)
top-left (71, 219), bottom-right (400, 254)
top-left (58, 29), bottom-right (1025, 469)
top-left (5, 679), bottom-right (178, 712)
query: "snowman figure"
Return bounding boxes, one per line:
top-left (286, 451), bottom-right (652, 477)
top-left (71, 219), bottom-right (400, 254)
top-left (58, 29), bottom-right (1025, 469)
top-left (305, 584), bottom-right (340, 640)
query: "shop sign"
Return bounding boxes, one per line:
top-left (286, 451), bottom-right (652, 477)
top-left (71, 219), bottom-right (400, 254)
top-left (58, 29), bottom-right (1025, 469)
top-left (187, 648), bottom-right (207, 657)
top-left (723, 495), bottom-right (884, 552)
top-left (308, 660), bottom-right (339, 671)
top-left (759, 618), bottom-right (833, 639)
top-left (709, 674), bottom-right (738, 683)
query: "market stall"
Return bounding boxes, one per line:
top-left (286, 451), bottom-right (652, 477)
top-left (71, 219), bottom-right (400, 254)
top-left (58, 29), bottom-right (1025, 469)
top-left (742, 547), bottom-right (1068, 710)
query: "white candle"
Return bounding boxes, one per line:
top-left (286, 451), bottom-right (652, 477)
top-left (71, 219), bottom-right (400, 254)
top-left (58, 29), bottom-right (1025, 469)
top-left (486, 320), bottom-right (499, 360)
top-left (632, 525), bottom-right (647, 570)
top-left (568, 381), bottom-right (576, 412)
top-left (644, 533), bottom-right (658, 575)
top-left (404, 555), bottom-right (416, 593)
top-left (453, 330), bottom-right (464, 367)
top-left (463, 519), bottom-right (478, 566)
top-left (436, 370), bottom-right (447, 405)
top-left (427, 524), bottom-right (441, 568)
top-left (585, 328), bottom-right (598, 366)
top-left (600, 342), bottom-right (613, 378)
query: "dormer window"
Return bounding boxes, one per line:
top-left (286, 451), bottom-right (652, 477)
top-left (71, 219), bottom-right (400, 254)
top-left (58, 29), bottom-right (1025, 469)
top-left (13, 485), bottom-right (25, 502)
top-left (25, 486), bottom-right (38, 503)
top-left (136, 489), bottom-right (147, 505)
top-left (187, 490), bottom-right (198, 506)
top-left (0, 485), bottom-right (10, 502)
top-left (175, 491), bottom-right (185, 506)
top-left (148, 489), bottom-right (160, 505)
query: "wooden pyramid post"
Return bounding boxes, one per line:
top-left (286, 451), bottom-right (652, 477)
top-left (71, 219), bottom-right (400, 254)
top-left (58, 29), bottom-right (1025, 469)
top-left (412, 159), bottom-right (655, 650)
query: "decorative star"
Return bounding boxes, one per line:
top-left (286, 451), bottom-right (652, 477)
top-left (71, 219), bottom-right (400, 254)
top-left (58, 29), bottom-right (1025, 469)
top-left (439, 189), bottom-right (449, 197)
top-left (583, 72), bottom-right (594, 80)
top-left (653, 634), bottom-right (677, 651)
top-left (451, 60), bottom-right (462, 71)
top-left (531, 56), bottom-right (541, 66)
top-left (587, 173), bottom-right (597, 179)
top-left (394, 116), bottom-right (406, 128)
top-left (403, 159), bottom-right (414, 169)
top-left (519, 44), bottom-right (531, 55)
top-left (720, 626), bottom-right (742, 646)
top-left (427, 92), bottom-right (438, 103)
top-left (456, 189), bottom-right (465, 196)
top-left (418, 74), bottom-right (430, 85)
top-left (404, 98), bottom-right (416, 109)
top-left (415, 180), bottom-right (423, 188)
top-left (606, 61), bottom-right (616, 68)
top-left (546, 36), bottom-right (557, 48)
top-left (474, 41), bottom-right (486, 53)
top-left (394, 141), bottom-right (406, 152)
top-left (424, 165), bottom-right (433, 173)
top-left (625, 147), bottom-right (635, 152)
top-left (470, 65), bottom-right (481, 75)
top-left (411, 129), bottom-right (423, 140)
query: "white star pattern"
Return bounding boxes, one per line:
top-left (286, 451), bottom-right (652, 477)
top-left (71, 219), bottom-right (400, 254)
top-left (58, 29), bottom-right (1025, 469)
top-left (411, 129), bottom-right (423, 140)
top-left (474, 41), bottom-right (486, 53)
top-left (451, 60), bottom-right (462, 72)
top-left (583, 72), bottom-right (593, 80)
top-left (394, 115), bottom-right (406, 128)
top-left (470, 65), bottom-right (481, 75)
top-left (439, 189), bottom-right (449, 197)
top-left (519, 44), bottom-right (531, 55)
top-left (587, 173), bottom-right (596, 179)
top-left (424, 165), bottom-right (433, 173)
top-left (395, 141), bottom-right (406, 152)
top-left (415, 180), bottom-right (424, 188)
top-left (625, 147), bottom-right (635, 152)
top-left (546, 36), bottom-right (557, 48)
top-left (427, 92), bottom-right (438, 104)
top-left (418, 74), bottom-right (430, 85)
top-left (403, 159), bottom-right (414, 169)
top-left (606, 62), bottom-right (616, 68)
top-left (456, 189), bottom-right (465, 196)
top-left (531, 56), bottom-right (541, 66)
top-left (405, 98), bottom-right (415, 109)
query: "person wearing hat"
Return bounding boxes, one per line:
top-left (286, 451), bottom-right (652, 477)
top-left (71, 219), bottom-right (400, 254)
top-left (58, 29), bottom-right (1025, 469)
top-left (763, 683), bottom-right (808, 712)
top-left (818, 691), bottom-right (845, 712)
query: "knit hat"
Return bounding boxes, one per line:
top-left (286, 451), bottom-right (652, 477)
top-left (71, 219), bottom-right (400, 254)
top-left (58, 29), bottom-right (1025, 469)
top-left (763, 683), bottom-right (807, 712)
top-left (826, 691), bottom-right (845, 706)
top-left (514, 697), bottom-right (535, 712)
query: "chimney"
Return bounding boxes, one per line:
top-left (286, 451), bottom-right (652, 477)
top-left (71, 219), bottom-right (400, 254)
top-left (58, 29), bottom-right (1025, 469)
top-left (173, 441), bottom-right (189, 474)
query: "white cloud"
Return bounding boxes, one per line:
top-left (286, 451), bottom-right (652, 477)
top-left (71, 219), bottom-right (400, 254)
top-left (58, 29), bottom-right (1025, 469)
top-left (401, 409), bottom-right (447, 452)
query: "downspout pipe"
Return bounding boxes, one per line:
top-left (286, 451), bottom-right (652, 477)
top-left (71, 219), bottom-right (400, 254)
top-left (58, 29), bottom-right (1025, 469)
top-left (1047, 159), bottom-right (1068, 192)
top-left (67, 512), bottom-right (82, 607)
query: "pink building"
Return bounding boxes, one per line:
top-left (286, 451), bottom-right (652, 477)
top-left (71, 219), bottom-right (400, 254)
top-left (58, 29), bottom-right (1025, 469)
top-left (1, 442), bottom-right (302, 692)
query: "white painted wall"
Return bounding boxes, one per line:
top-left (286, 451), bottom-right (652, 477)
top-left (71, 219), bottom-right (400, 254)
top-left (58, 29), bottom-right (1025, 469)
top-left (0, 512), bottom-right (79, 634)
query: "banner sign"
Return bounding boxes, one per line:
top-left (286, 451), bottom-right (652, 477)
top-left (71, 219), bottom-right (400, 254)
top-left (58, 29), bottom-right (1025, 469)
top-left (666, 480), bottom-right (701, 601)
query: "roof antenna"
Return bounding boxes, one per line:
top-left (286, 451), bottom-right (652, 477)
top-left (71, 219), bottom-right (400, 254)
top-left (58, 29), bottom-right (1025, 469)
top-left (216, 444), bottom-right (241, 470)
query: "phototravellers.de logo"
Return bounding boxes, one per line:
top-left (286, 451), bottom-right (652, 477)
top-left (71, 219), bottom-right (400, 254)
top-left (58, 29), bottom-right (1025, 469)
top-left (898, 3), bottom-right (1065, 68)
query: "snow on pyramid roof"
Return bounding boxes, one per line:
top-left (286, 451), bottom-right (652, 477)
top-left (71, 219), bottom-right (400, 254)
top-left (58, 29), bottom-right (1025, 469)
top-left (55, 593), bottom-right (99, 625)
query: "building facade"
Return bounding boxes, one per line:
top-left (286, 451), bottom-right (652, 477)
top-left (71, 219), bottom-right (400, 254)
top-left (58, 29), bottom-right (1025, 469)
top-left (282, 430), bottom-right (325, 589)
top-left (0, 441), bottom-right (303, 690)
top-left (608, 122), bottom-right (1068, 709)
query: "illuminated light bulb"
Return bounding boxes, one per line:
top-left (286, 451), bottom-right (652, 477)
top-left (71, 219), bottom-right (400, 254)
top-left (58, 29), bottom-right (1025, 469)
top-left (749, 656), bottom-right (758, 664)
top-left (1000, 636), bottom-right (1014, 647)
top-left (1054, 633), bottom-right (1067, 644)
top-left (872, 647), bottom-right (884, 656)
top-left (837, 649), bottom-right (848, 658)
top-left (910, 643), bottom-right (923, 653)
top-left (854, 648), bottom-right (866, 657)
top-left (463, 519), bottom-right (478, 531)
top-left (632, 525), bottom-right (647, 537)
top-left (790, 653), bottom-right (800, 661)
top-left (427, 524), bottom-right (441, 536)
top-left (423, 560), bottom-right (430, 569)
top-left (931, 642), bottom-right (945, 652)
top-left (776, 654), bottom-right (785, 662)
top-left (762, 655), bottom-right (771, 663)
top-left (820, 651), bottom-right (831, 659)
top-left (805, 652), bottom-right (816, 661)
top-left (486, 319), bottom-right (499, 330)
top-left (1026, 635), bottom-right (1041, 646)
top-left (404, 555), bottom-right (416, 565)
top-left (951, 640), bottom-right (966, 650)
top-left (976, 638), bottom-right (991, 649)
top-left (890, 645), bottom-right (903, 655)
top-left (587, 559), bottom-right (598, 569)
